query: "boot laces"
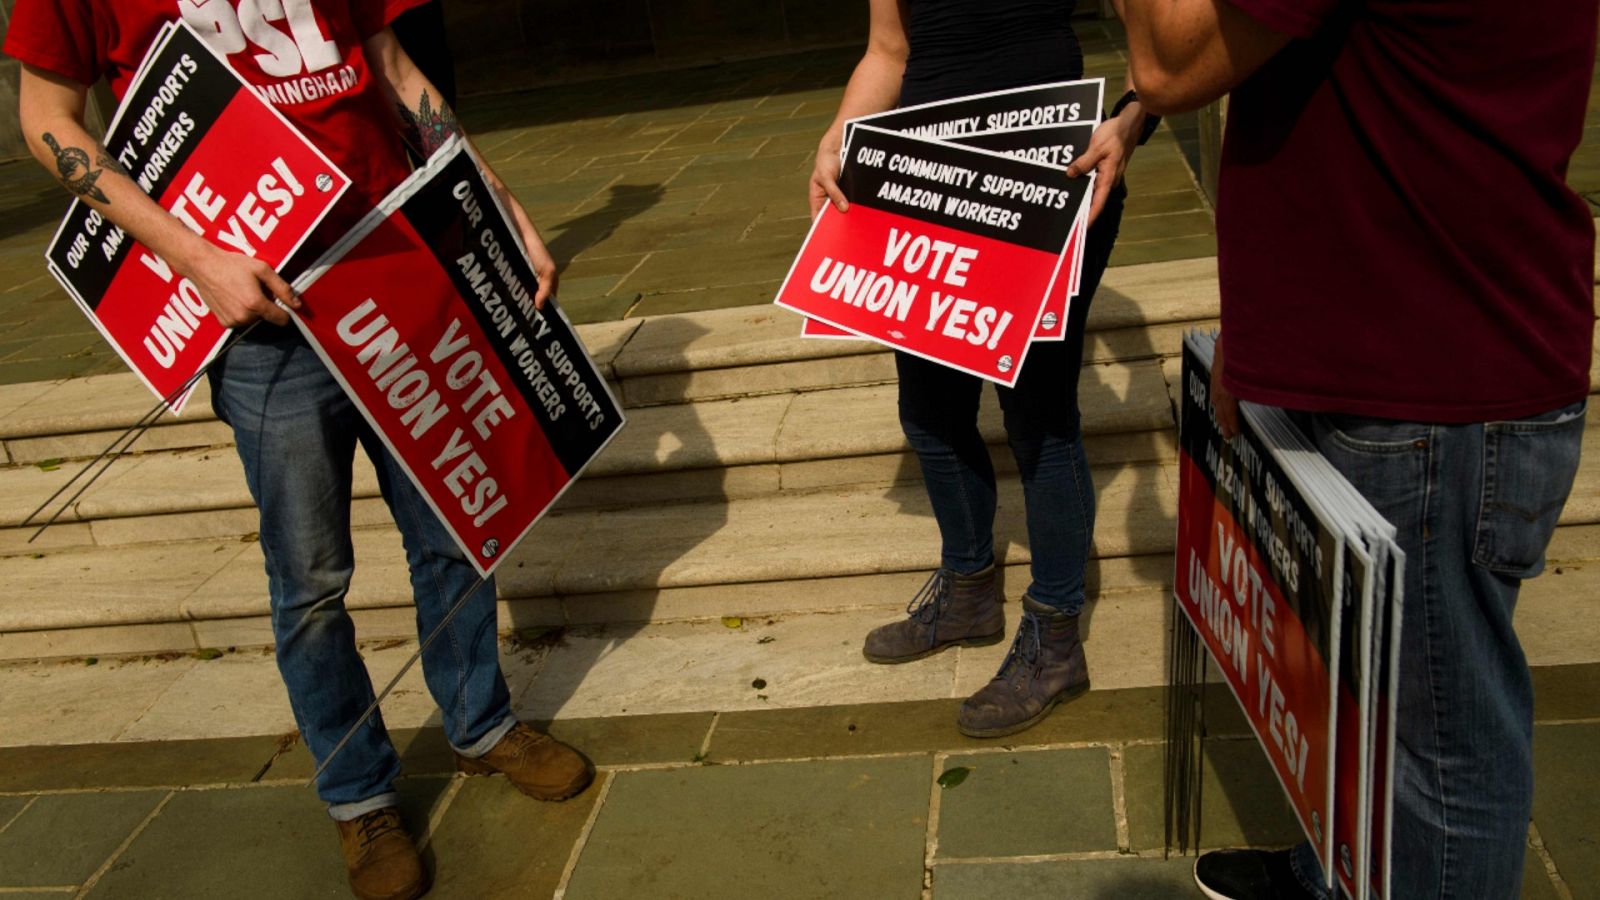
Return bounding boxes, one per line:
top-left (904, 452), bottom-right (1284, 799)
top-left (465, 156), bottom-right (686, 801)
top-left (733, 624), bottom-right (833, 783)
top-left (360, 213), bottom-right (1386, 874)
top-left (356, 809), bottom-right (403, 849)
top-left (500, 724), bottom-right (551, 758)
top-left (997, 611), bottom-right (1044, 683)
top-left (906, 569), bottom-right (953, 635)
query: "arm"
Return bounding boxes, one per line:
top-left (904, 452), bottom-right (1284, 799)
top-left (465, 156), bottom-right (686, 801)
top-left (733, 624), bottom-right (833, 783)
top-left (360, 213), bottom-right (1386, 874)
top-left (365, 28), bottom-right (558, 308)
top-left (18, 65), bottom-right (299, 327)
top-left (1121, 0), bottom-right (1291, 114)
top-left (1065, 0), bottom-right (1150, 224)
top-left (809, 0), bottom-right (911, 216)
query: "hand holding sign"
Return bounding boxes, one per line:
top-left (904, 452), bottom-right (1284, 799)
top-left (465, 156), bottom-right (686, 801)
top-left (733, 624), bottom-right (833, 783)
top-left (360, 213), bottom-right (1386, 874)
top-left (778, 123), bottom-right (1087, 385)
top-left (289, 137), bottom-right (625, 577)
top-left (44, 22), bottom-right (352, 412)
top-left (183, 242), bottom-right (300, 327)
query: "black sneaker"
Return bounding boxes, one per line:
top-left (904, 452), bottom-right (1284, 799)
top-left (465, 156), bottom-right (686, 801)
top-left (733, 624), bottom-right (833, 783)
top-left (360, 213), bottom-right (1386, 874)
top-left (1194, 849), bottom-right (1319, 899)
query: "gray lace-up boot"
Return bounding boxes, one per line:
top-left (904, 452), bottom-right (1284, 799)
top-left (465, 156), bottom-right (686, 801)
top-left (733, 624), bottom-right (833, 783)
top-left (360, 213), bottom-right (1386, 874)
top-left (862, 565), bottom-right (1005, 664)
top-left (957, 595), bottom-right (1089, 737)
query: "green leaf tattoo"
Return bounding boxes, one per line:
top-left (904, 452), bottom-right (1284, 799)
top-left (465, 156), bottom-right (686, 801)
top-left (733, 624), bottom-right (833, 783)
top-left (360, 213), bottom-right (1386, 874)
top-left (396, 90), bottom-right (460, 159)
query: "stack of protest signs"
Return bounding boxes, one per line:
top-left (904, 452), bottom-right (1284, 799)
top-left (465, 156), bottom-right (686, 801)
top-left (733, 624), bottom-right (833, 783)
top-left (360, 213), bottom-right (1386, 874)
top-left (286, 136), bottom-right (626, 577)
top-left (775, 80), bottom-right (1103, 386)
top-left (1169, 331), bottom-right (1403, 900)
top-left (45, 21), bottom-right (352, 413)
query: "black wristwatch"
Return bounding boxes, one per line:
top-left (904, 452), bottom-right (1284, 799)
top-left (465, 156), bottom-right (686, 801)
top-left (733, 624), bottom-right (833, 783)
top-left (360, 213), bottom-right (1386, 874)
top-left (1111, 89), bottom-right (1161, 146)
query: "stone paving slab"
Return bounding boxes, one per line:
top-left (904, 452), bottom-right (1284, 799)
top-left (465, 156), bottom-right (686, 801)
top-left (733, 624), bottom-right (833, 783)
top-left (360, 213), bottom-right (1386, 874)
top-left (423, 773), bottom-right (609, 899)
top-left (0, 733), bottom-right (285, 792)
top-left (0, 790), bottom-right (166, 888)
top-left (711, 694), bottom-right (1168, 767)
top-left (562, 757), bottom-right (930, 900)
top-left (1532, 662), bottom-right (1600, 721)
top-left (1121, 737), bottom-right (1302, 853)
top-left (931, 856), bottom-right (1197, 899)
top-left (936, 748), bottom-right (1119, 858)
top-left (1532, 721), bottom-right (1600, 898)
top-left (79, 780), bottom-right (451, 899)
top-left (0, 667), bottom-right (1589, 897)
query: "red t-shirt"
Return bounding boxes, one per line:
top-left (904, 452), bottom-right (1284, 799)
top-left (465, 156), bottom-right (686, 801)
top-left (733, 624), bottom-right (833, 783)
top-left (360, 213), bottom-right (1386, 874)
top-left (1216, 0), bottom-right (1597, 422)
top-left (4, 0), bottom-right (422, 220)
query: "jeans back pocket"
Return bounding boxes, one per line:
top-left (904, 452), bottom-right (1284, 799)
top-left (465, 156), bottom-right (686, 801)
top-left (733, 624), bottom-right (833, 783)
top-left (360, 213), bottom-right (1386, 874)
top-left (1474, 402), bottom-right (1587, 579)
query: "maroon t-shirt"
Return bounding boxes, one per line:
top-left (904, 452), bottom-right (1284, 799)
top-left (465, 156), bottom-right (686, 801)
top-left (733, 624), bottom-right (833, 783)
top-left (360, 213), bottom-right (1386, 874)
top-left (1217, 0), bottom-right (1597, 422)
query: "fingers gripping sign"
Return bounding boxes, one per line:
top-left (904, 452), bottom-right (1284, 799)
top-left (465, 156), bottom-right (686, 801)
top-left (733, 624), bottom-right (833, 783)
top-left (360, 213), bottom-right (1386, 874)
top-left (187, 245), bottom-right (299, 328)
top-left (810, 137), bottom-right (849, 218)
top-left (1065, 110), bottom-right (1141, 226)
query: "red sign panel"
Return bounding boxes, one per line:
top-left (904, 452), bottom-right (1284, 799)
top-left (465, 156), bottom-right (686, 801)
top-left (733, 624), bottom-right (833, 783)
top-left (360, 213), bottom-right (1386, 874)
top-left (291, 140), bottom-right (625, 576)
top-left (45, 22), bottom-right (350, 413)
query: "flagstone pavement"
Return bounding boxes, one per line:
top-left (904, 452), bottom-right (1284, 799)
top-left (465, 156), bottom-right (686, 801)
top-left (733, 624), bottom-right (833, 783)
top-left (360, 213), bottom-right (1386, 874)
top-left (0, 18), bottom-right (1597, 900)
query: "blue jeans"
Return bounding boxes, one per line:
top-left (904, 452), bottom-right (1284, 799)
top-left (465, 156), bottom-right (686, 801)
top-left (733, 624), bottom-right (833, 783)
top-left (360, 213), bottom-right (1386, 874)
top-left (896, 182), bottom-right (1124, 615)
top-left (1281, 399), bottom-right (1586, 899)
top-left (209, 328), bottom-right (515, 820)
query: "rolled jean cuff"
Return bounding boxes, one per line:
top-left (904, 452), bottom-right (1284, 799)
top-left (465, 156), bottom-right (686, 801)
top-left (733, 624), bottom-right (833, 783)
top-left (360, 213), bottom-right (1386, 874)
top-left (327, 791), bottom-right (400, 822)
top-left (452, 714), bottom-right (518, 760)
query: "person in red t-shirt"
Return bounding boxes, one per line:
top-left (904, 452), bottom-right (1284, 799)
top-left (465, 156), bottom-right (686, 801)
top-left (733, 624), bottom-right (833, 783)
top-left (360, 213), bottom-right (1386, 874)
top-left (6, 3), bottom-right (588, 897)
top-left (1121, 2), bottom-right (1593, 899)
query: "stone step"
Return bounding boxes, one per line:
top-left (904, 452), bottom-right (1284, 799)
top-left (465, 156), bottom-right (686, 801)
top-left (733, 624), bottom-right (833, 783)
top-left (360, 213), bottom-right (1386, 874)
top-left (0, 460), bottom-right (1182, 659)
top-left (0, 359), bottom-right (1180, 552)
top-left (0, 258), bottom-right (1223, 465)
top-left (11, 368), bottom-right (1600, 558)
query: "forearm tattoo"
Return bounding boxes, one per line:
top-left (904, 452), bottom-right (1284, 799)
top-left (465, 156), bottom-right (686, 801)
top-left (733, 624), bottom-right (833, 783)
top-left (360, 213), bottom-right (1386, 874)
top-left (97, 149), bottom-right (130, 178)
top-left (396, 90), bottom-right (460, 159)
top-left (42, 132), bottom-right (112, 204)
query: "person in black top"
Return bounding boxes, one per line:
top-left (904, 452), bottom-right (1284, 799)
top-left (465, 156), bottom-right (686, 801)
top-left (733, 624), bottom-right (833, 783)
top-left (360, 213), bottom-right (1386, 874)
top-left (811, 0), bottom-right (1152, 738)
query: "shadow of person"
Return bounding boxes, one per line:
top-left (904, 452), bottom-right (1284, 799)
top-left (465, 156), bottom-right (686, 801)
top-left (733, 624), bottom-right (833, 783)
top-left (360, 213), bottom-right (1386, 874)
top-left (0, 173), bottom-right (78, 242)
top-left (1074, 279), bottom-right (1181, 649)
top-left (498, 315), bottom-right (730, 725)
top-left (543, 183), bottom-right (666, 266)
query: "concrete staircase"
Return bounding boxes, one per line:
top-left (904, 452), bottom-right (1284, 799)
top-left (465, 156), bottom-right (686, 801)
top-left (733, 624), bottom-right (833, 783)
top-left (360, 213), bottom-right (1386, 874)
top-left (2, 257), bottom-right (1597, 665)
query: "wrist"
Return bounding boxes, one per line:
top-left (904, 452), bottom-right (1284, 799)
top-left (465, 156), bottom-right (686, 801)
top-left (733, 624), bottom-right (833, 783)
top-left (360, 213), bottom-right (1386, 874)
top-left (1110, 90), bottom-right (1161, 146)
top-left (166, 229), bottom-right (219, 274)
top-left (819, 125), bottom-right (844, 157)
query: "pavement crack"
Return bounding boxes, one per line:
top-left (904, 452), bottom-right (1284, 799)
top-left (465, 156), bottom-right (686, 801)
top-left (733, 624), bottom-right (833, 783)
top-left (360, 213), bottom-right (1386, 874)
top-left (251, 732), bottom-right (302, 783)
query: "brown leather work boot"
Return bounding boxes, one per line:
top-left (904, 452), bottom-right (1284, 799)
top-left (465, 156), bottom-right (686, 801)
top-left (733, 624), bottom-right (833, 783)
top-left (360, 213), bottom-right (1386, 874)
top-left (863, 565), bottom-right (1005, 664)
top-left (455, 721), bottom-right (593, 801)
top-left (957, 595), bottom-right (1090, 738)
top-left (334, 807), bottom-right (427, 900)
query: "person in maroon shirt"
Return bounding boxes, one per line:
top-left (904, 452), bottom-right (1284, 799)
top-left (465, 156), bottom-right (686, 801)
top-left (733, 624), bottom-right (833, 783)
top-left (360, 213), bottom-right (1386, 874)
top-left (1122, 1), bottom-right (1593, 898)
top-left (7, 3), bottom-right (590, 898)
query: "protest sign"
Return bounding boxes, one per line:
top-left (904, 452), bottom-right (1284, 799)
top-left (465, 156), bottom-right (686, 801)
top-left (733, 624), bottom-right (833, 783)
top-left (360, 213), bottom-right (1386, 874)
top-left (777, 124), bottom-right (1087, 386)
top-left (1367, 552), bottom-right (1402, 899)
top-left (44, 21), bottom-right (352, 413)
top-left (289, 137), bottom-right (624, 577)
top-left (1174, 336), bottom-right (1343, 877)
top-left (949, 125), bottom-right (1096, 340)
top-left (806, 108), bottom-right (1100, 344)
top-left (1331, 529), bottom-right (1377, 897)
top-left (844, 79), bottom-right (1104, 153)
